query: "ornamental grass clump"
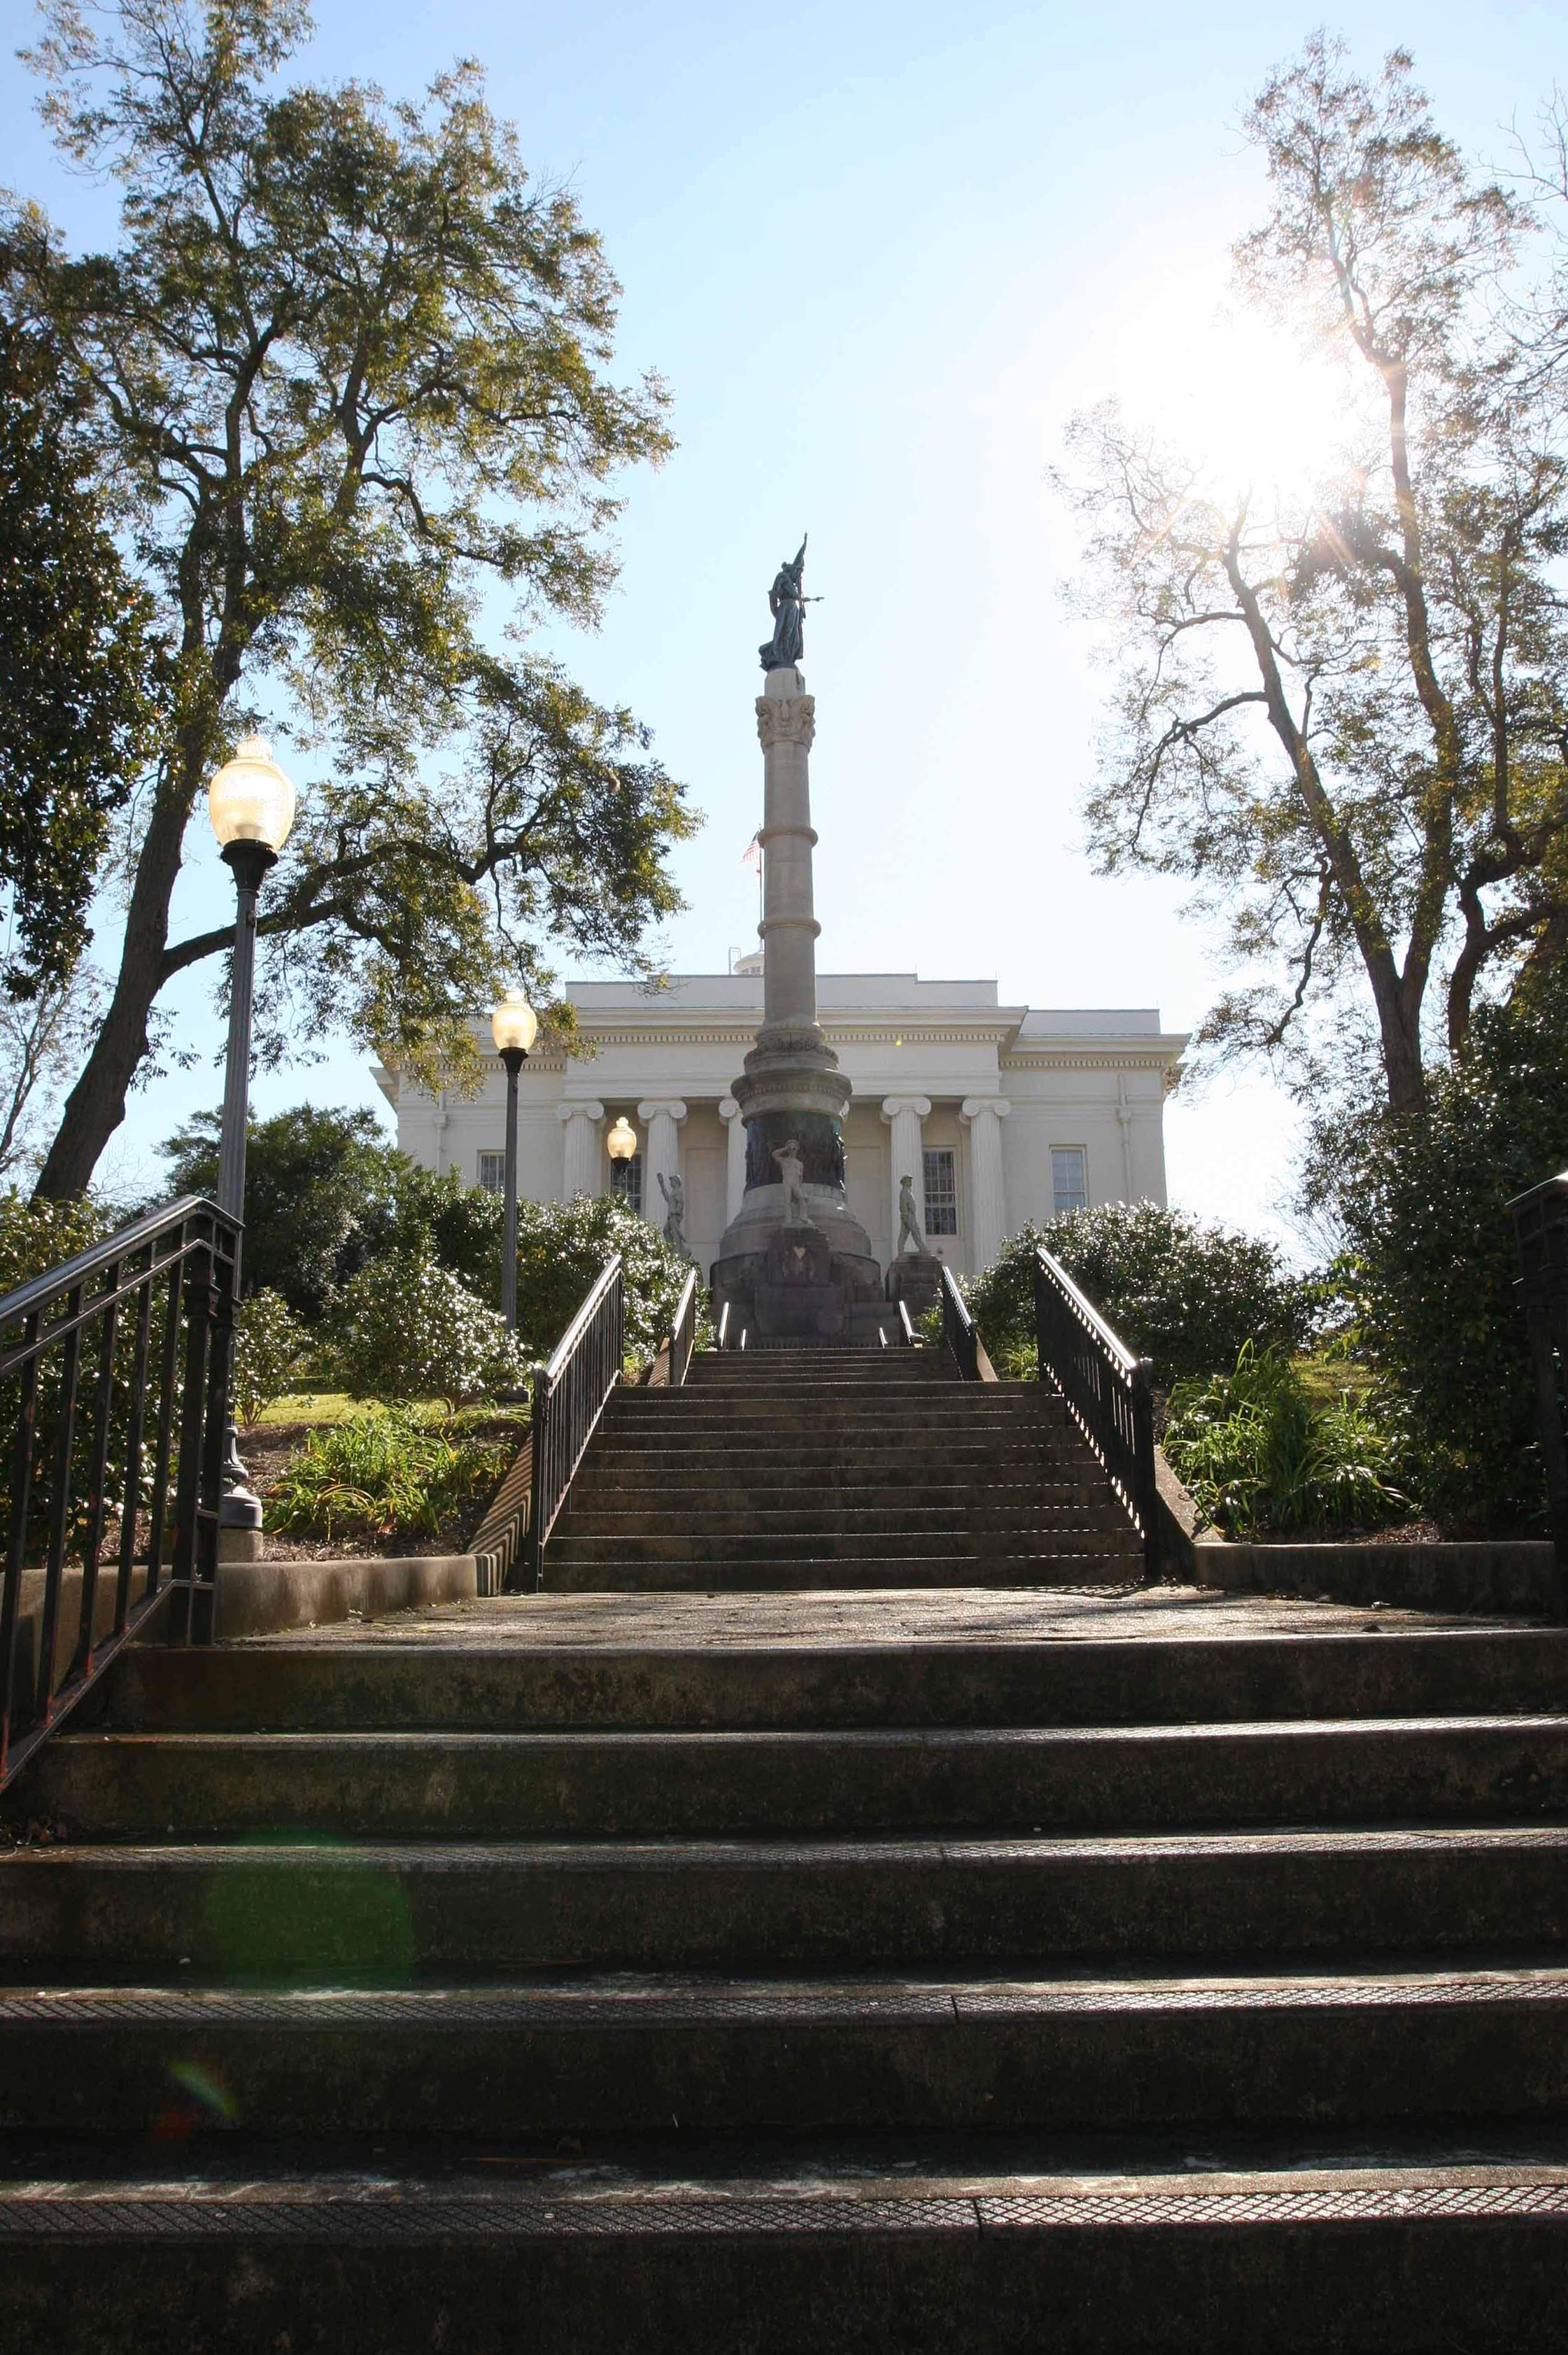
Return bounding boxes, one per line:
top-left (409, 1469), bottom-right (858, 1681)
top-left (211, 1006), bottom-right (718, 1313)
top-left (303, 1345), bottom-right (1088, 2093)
top-left (1163, 1343), bottom-right (1409, 1539)
top-left (264, 1407), bottom-right (510, 1544)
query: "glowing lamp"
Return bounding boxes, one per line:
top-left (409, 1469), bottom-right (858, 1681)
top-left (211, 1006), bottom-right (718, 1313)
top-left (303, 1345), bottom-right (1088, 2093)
top-left (607, 1116), bottom-right (637, 1163)
top-left (490, 987), bottom-right (539, 1057)
top-left (207, 735), bottom-right (296, 854)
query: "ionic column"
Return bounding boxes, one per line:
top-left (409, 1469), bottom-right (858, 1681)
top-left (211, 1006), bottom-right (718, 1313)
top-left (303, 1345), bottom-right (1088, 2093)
top-left (880, 1095), bottom-right (932, 1256)
top-left (719, 1096), bottom-right (747, 1222)
top-left (558, 1099), bottom-right (605, 1199)
top-left (961, 1097), bottom-right (1012, 1272)
top-left (637, 1099), bottom-right (687, 1227)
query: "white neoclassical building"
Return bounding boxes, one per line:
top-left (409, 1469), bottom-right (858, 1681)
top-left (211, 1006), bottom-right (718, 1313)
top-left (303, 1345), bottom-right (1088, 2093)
top-left (375, 960), bottom-right (1186, 1284)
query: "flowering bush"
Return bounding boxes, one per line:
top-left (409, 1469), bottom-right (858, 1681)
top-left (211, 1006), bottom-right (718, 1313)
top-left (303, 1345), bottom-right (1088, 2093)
top-left (231, 1288), bottom-right (312, 1426)
top-left (326, 1250), bottom-right (527, 1402)
top-left (512, 1193), bottom-right (707, 1367)
top-left (964, 1204), bottom-right (1313, 1389)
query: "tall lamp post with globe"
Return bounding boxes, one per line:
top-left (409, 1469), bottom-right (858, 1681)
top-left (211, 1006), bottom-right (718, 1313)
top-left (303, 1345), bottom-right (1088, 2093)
top-left (206, 734), bottom-right (297, 1533)
top-left (492, 987), bottom-right (539, 1331)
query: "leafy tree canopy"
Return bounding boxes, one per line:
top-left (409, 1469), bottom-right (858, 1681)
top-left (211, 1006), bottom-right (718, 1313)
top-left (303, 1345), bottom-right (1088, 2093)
top-left (7, 0), bottom-right (692, 1200)
top-left (0, 312), bottom-right (162, 996)
top-left (1060, 37), bottom-right (1568, 1116)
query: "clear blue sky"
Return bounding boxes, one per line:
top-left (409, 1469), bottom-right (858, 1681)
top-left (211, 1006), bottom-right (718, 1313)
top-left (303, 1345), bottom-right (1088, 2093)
top-left (3, 0), bottom-right (1562, 1235)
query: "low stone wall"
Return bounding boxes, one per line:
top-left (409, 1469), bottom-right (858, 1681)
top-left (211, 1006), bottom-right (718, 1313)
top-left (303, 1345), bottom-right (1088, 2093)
top-left (214, 1554), bottom-right (477, 1640)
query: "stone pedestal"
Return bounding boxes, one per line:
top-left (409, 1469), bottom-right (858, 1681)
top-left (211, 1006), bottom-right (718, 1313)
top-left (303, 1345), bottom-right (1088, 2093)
top-left (885, 1251), bottom-right (945, 1316)
top-left (712, 665), bottom-right (882, 1342)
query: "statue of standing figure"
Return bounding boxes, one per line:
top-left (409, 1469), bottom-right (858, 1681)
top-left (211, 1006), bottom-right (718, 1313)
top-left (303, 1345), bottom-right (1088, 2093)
top-left (896, 1173), bottom-right (927, 1257)
top-left (657, 1171), bottom-right (691, 1258)
top-left (759, 537), bottom-right (813, 671)
top-left (772, 1137), bottom-right (814, 1228)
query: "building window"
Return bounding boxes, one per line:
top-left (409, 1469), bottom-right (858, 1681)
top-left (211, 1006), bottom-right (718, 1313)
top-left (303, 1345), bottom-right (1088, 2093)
top-left (477, 1150), bottom-right (506, 1195)
top-left (610, 1151), bottom-right (643, 1216)
top-left (1051, 1146), bottom-right (1088, 1214)
top-left (923, 1148), bottom-right (958, 1236)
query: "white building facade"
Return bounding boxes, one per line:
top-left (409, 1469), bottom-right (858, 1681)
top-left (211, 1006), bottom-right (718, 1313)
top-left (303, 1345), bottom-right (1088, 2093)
top-left (375, 967), bottom-right (1186, 1284)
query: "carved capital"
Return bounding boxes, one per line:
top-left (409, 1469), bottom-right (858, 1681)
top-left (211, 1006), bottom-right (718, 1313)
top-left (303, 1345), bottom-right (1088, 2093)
top-left (718, 1096), bottom-right (742, 1122)
top-left (755, 694), bottom-right (817, 752)
top-left (637, 1098), bottom-right (688, 1125)
top-left (961, 1097), bottom-right (1012, 1124)
top-left (556, 1099), bottom-right (605, 1125)
top-left (880, 1096), bottom-right (932, 1123)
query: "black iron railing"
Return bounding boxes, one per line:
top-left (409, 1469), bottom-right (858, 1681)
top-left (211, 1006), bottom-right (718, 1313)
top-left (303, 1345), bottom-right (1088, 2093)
top-left (669, 1268), bottom-right (699, 1390)
top-left (519, 1253), bottom-right (624, 1591)
top-left (0, 1196), bottom-right (239, 1792)
top-left (940, 1264), bottom-right (980, 1382)
top-left (1033, 1244), bottom-right (1159, 1577)
top-left (1511, 1171), bottom-right (1568, 1576)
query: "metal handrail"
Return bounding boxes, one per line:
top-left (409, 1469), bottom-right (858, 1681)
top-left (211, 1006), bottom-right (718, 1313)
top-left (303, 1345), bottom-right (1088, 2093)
top-left (519, 1253), bottom-right (624, 1591)
top-left (669, 1269), bottom-right (699, 1389)
top-left (940, 1264), bottom-right (980, 1382)
top-left (0, 1195), bottom-right (240, 1791)
top-left (1033, 1244), bottom-right (1159, 1577)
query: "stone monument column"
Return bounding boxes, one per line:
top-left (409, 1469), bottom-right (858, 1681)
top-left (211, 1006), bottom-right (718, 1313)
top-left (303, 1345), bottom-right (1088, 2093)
top-left (719, 1096), bottom-right (747, 1223)
top-left (637, 1099), bottom-right (687, 1229)
top-left (558, 1100), bottom-right (605, 1199)
top-left (880, 1097), bottom-right (931, 1254)
top-left (711, 560), bottom-right (882, 1343)
top-left (961, 1097), bottom-right (1012, 1273)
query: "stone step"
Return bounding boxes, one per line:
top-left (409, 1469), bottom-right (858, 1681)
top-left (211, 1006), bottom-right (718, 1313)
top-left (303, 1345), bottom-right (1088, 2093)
top-left (8, 1827), bottom-right (1565, 1973)
top-left (3, 2134), bottom-right (1566, 2354)
top-left (2, 1967), bottom-right (1565, 2138)
top-left (552, 1508), bottom-right (1132, 1545)
top-left (95, 1628), bottom-right (1568, 1734)
top-left (608, 1398), bottom-right (1061, 1423)
top-left (562, 1481), bottom-right (1113, 1512)
top-left (27, 1718), bottom-right (1568, 1840)
top-left (583, 1445), bottom-right (1095, 1475)
top-left (542, 1552), bottom-right (1147, 1591)
top-left (544, 1527), bottom-right (1136, 1565)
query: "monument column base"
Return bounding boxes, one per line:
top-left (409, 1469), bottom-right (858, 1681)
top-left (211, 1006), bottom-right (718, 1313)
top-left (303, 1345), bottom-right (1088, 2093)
top-left (885, 1251), bottom-right (945, 1316)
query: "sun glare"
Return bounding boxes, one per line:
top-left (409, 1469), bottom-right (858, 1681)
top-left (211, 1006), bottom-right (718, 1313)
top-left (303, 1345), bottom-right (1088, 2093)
top-left (1115, 273), bottom-right (1362, 514)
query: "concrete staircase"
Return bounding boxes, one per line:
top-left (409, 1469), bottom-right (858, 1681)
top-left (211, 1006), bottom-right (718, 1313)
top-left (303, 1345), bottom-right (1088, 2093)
top-left (546, 1347), bottom-right (1146, 1589)
top-left (3, 1587), bottom-right (1568, 2350)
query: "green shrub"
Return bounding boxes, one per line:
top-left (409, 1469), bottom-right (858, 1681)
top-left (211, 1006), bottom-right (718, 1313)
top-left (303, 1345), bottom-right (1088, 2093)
top-left (264, 1406), bottom-right (510, 1543)
top-left (964, 1204), bottom-right (1312, 1388)
top-left (512, 1193), bottom-right (707, 1368)
top-left (0, 1188), bottom-right (111, 1298)
top-left (1302, 970), bottom-right (1568, 1526)
top-left (1163, 1344), bottom-right (1410, 1538)
top-left (326, 1251), bottom-right (526, 1402)
top-left (231, 1288), bottom-right (312, 1426)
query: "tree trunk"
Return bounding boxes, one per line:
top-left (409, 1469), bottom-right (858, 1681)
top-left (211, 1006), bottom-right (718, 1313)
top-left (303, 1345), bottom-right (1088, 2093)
top-left (32, 782), bottom-right (199, 1202)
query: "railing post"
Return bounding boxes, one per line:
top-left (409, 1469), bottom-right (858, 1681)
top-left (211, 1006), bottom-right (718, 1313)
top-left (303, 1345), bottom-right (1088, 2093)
top-left (1510, 1173), bottom-right (1568, 1604)
top-left (1130, 1354), bottom-right (1160, 1579)
top-left (521, 1362), bottom-right (549, 1594)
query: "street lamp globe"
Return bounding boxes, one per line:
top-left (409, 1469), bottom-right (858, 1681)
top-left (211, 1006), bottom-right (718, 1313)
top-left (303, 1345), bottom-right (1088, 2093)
top-left (607, 1116), bottom-right (637, 1163)
top-left (208, 735), bottom-right (297, 855)
top-left (490, 987), bottom-right (539, 1057)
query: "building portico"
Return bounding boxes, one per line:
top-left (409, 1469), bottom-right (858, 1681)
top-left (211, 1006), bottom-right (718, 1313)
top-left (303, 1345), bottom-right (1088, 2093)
top-left (375, 967), bottom-right (1186, 1283)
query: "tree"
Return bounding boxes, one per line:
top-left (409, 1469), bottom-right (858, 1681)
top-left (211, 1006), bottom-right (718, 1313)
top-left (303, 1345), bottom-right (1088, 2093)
top-left (0, 311), bottom-right (162, 997)
top-left (5, 0), bottom-right (691, 1200)
top-left (1061, 38), bottom-right (1568, 1115)
top-left (1301, 961), bottom-right (1568, 1526)
top-left (0, 966), bottom-right (101, 1186)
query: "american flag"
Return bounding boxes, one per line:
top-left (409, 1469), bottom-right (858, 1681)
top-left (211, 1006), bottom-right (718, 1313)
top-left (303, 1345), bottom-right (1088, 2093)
top-left (742, 832), bottom-right (761, 873)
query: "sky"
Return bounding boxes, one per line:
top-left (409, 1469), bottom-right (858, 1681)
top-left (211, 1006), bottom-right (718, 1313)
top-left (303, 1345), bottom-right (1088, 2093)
top-left (3, 0), bottom-right (1564, 1236)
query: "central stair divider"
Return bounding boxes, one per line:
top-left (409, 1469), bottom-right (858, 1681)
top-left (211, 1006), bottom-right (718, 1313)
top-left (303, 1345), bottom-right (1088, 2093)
top-left (520, 1254), bottom-right (624, 1593)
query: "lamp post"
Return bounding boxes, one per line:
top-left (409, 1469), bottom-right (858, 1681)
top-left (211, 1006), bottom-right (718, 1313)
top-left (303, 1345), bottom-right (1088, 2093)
top-left (207, 734), bottom-right (297, 1529)
top-left (606, 1114), bottom-right (638, 1206)
top-left (491, 987), bottom-right (539, 1331)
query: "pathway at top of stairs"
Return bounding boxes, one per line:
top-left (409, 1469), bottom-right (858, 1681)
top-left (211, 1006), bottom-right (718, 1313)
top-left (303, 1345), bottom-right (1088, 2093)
top-left (547, 1345), bottom-right (1146, 1591)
